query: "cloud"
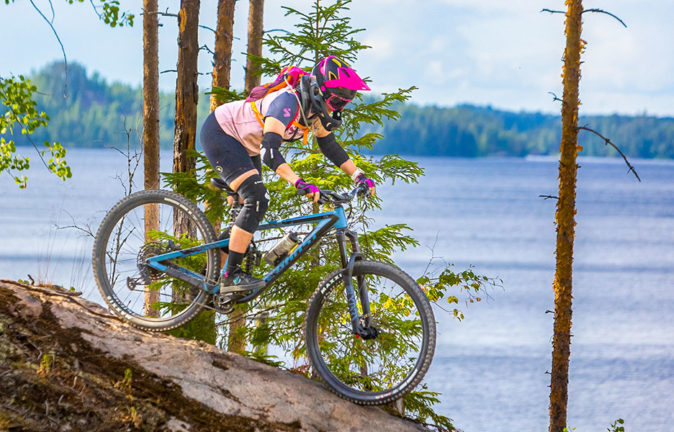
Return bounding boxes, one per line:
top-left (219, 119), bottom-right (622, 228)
top-left (438, 0), bottom-right (535, 13)
top-left (2, 0), bottom-right (673, 116)
top-left (363, 32), bottom-right (395, 61)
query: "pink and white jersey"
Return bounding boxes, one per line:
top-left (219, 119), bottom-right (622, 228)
top-left (213, 88), bottom-right (303, 156)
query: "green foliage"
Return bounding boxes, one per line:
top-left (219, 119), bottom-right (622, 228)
top-left (37, 351), bottom-right (55, 376)
top-left (252, 0), bottom-right (369, 74)
top-left (144, 230), bottom-right (217, 344)
top-left (0, 75), bottom-right (71, 188)
top-left (608, 418), bottom-right (625, 432)
top-left (8, 61), bottom-right (212, 151)
top-left (162, 150), bottom-right (228, 226)
top-left (183, 1), bottom-right (490, 428)
top-left (207, 86), bottom-right (247, 105)
top-left (65, 0), bottom-right (135, 27)
top-left (418, 266), bottom-right (499, 321)
top-left (562, 418), bottom-right (626, 432)
top-left (168, 308), bottom-right (217, 345)
top-left (372, 102), bottom-right (674, 159)
top-left (9, 62), bottom-right (674, 159)
top-left (403, 385), bottom-right (456, 431)
top-left (115, 368), bottom-right (133, 392)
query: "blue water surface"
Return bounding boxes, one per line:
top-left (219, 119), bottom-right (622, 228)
top-left (1, 149), bottom-right (672, 431)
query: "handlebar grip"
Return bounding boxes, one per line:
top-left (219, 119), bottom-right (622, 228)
top-left (296, 188), bottom-right (327, 204)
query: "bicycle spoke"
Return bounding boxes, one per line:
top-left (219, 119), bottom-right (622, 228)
top-left (306, 261), bottom-right (435, 404)
top-left (94, 190), bottom-right (219, 328)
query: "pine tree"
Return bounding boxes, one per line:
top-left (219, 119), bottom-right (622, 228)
top-left (549, 2), bottom-right (582, 431)
top-left (238, 1), bottom-right (492, 428)
top-left (166, 1), bottom-right (495, 428)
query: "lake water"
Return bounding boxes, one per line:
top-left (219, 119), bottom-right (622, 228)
top-left (2, 148), bottom-right (673, 431)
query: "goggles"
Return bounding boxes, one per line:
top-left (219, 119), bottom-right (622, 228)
top-left (325, 93), bottom-right (353, 112)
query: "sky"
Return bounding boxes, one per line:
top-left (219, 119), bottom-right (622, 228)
top-left (2, 0), bottom-right (673, 117)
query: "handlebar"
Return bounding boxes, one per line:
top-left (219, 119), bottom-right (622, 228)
top-left (296, 183), bottom-right (369, 205)
top-left (218, 176), bottom-right (369, 210)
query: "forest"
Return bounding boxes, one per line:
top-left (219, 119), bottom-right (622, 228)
top-left (1, 0), bottom-right (668, 430)
top-left (12, 61), bottom-right (674, 159)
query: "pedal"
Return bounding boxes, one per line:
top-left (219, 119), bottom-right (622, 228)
top-left (212, 293), bottom-right (236, 314)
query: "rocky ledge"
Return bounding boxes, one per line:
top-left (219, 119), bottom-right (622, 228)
top-left (0, 280), bottom-right (427, 432)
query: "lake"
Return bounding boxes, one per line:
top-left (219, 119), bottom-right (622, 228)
top-left (2, 148), bottom-right (672, 431)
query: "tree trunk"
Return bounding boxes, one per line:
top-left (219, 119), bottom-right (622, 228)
top-left (173, 0), bottom-right (200, 180)
top-left (228, 0), bottom-right (265, 355)
top-left (210, 0), bottom-right (236, 111)
top-left (143, 0), bottom-right (160, 318)
top-left (171, 0), bottom-right (216, 344)
top-left (549, 2), bottom-right (583, 431)
top-left (244, 0), bottom-right (265, 93)
top-left (207, 0), bottom-right (236, 233)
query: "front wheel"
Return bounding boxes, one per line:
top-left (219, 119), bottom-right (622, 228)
top-left (305, 261), bottom-right (436, 405)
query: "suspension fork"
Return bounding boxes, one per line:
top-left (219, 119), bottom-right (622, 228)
top-left (336, 229), bottom-right (371, 334)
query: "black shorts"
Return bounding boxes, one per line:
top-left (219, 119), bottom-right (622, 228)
top-left (200, 112), bottom-right (262, 185)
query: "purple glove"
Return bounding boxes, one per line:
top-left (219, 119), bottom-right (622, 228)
top-left (295, 178), bottom-right (320, 195)
top-left (355, 173), bottom-right (375, 189)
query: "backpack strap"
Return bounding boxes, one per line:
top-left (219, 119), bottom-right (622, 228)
top-left (250, 100), bottom-right (309, 145)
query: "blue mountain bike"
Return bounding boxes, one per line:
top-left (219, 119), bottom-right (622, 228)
top-left (92, 182), bottom-right (435, 404)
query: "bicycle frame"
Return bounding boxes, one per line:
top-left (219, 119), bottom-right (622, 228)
top-left (144, 204), bottom-right (371, 334)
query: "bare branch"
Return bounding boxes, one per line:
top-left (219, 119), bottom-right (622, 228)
top-left (199, 44), bottom-right (215, 56)
top-left (47, 0), bottom-right (55, 23)
top-left (577, 125), bottom-right (641, 182)
top-left (582, 8), bottom-right (627, 28)
top-left (548, 92), bottom-right (564, 104)
top-left (55, 210), bottom-right (95, 238)
top-left (151, 9), bottom-right (215, 34)
top-left (155, 9), bottom-right (178, 18)
top-left (541, 8), bottom-right (565, 15)
top-left (199, 24), bottom-right (216, 35)
top-left (88, 0), bottom-right (103, 21)
top-left (28, 0), bottom-right (68, 97)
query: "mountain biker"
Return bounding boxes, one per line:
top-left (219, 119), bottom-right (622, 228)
top-left (200, 55), bottom-right (375, 295)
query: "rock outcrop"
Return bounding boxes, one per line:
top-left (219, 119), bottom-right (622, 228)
top-left (0, 280), bottom-right (427, 431)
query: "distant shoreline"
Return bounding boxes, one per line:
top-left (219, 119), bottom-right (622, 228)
top-left (8, 61), bottom-right (674, 160)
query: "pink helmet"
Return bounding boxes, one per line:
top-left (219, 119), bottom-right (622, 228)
top-left (312, 56), bottom-right (370, 112)
top-left (304, 56), bottom-right (370, 131)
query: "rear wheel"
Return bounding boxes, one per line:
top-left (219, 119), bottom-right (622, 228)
top-left (92, 189), bottom-right (220, 331)
top-left (305, 260), bottom-right (436, 405)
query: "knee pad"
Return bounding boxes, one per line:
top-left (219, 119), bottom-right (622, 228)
top-left (234, 174), bottom-right (268, 233)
